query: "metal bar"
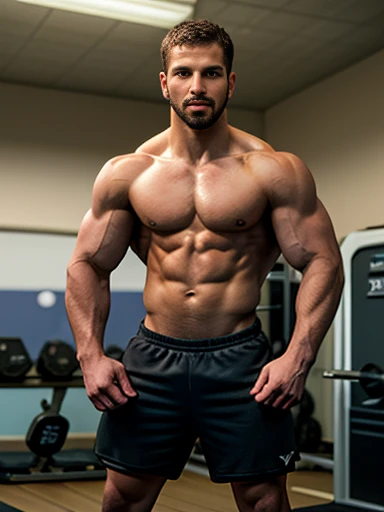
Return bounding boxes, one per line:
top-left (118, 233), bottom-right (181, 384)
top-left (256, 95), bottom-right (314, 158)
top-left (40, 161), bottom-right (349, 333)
top-left (256, 305), bottom-right (282, 311)
top-left (323, 370), bottom-right (384, 382)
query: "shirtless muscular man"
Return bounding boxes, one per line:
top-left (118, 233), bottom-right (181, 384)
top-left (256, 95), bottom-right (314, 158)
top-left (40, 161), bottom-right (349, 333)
top-left (66, 20), bottom-right (344, 512)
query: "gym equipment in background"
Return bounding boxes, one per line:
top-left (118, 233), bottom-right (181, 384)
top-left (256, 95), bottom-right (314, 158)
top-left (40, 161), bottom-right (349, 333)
top-left (36, 340), bottom-right (79, 380)
top-left (293, 389), bottom-right (322, 454)
top-left (331, 227), bottom-right (384, 511)
top-left (324, 364), bottom-right (384, 400)
top-left (0, 338), bottom-right (32, 382)
top-left (26, 395), bottom-right (69, 459)
top-left (0, 368), bottom-right (105, 483)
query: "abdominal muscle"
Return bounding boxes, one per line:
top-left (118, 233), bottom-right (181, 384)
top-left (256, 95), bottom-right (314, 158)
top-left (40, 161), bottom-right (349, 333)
top-left (141, 223), bottom-right (279, 339)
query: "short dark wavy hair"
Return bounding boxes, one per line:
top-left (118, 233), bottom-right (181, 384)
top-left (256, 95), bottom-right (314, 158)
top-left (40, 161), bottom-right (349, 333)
top-left (161, 19), bottom-right (234, 75)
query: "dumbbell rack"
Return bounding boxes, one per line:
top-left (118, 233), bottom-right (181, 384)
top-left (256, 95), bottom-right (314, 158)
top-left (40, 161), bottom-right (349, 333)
top-left (0, 368), bottom-right (106, 483)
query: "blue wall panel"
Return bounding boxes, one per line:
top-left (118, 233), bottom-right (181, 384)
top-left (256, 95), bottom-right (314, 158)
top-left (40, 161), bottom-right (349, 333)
top-left (0, 290), bottom-right (145, 359)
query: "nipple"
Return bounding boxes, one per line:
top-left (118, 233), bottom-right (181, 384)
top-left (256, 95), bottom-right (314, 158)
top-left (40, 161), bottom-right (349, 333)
top-left (236, 219), bottom-right (246, 227)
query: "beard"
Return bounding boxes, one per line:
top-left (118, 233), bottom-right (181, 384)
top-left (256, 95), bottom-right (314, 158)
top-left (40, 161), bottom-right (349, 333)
top-left (169, 85), bottom-right (229, 130)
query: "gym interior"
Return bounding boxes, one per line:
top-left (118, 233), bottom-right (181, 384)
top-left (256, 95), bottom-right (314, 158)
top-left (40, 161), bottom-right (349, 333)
top-left (1, 0), bottom-right (384, 511)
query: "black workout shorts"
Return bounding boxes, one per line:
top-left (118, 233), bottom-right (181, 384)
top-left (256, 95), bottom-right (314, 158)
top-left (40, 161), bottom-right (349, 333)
top-left (94, 318), bottom-right (299, 483)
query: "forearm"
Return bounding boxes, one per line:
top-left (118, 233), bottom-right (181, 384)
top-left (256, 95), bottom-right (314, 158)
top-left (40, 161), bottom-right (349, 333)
top-left (286, 255), bottom-right (344, 368)
top-left (65, 260), bottom-right (111, 363)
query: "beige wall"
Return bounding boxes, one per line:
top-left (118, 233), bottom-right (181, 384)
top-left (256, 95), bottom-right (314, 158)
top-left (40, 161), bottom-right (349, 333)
top-left (265, 48), bottom-right (384, 241)
top-left (265, 48), bottom-right (384, 441)
top-left (0, 82), bottom-right (263, 232)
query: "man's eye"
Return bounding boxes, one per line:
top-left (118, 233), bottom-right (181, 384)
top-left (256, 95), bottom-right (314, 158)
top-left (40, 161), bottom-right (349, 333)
top-left (177, 71), bottom-right (189, 77)
top-left (207, 71), bottom-right (219, 77)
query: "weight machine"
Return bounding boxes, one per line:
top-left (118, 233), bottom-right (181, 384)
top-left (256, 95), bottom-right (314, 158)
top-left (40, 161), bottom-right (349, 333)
top-left (323, 228), bottom-right (384, 511)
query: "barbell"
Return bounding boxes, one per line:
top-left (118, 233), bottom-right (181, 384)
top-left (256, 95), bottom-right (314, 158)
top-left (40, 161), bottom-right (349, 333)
top-left (323, 363), bottom-right (384, 399)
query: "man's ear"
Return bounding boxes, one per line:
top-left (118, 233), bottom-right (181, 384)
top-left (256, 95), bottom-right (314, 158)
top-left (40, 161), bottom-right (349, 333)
top-left (159, 71), bottom-right (169, 100)
top-left (227, 71), bottom-right (236, 100)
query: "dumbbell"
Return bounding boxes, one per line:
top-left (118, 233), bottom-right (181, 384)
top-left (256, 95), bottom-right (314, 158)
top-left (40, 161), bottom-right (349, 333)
top-left (323, 363), bottom-right (384, 399)
top-left (26, 388), bottom-right (69, 461)
top-left (37, 340), bottom-right (79, 380)
top-left (0, 338), bottom-right (32, 381)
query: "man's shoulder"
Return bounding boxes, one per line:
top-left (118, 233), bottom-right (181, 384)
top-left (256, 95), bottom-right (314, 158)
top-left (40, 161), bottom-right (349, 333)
top-left (245, 147), bottom-right (308, 177)
top-left (101, 152), bottom-right (157, 181)
top-left (241, 147), bottom-right (315, 203)
top-left (93, 153), bottom-right (156, 209)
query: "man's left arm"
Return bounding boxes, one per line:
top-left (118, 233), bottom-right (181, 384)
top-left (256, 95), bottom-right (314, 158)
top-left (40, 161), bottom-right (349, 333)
top-left (251, 152), bottom-right (344, 408)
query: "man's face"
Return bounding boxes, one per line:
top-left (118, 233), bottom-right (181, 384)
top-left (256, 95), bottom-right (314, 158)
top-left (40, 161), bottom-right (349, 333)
top-left (160, 43), bottom-right (236, 130)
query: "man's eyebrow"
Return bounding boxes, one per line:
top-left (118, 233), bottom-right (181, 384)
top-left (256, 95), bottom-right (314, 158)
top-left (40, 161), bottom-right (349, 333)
top-left (171, 65), bottom-right (191, 72)
top-left (171, 65), bottom-right (225, 72)
top-left (205, 65), bottom-right (225, 72)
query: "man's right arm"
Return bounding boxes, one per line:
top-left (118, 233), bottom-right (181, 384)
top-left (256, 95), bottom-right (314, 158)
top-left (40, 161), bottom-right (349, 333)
top-left (65, 159), bottom-right (137, 410)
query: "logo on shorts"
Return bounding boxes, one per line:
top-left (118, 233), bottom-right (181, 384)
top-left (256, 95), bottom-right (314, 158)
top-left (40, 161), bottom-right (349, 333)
top-left (279, 451), bottom-right (295, 466)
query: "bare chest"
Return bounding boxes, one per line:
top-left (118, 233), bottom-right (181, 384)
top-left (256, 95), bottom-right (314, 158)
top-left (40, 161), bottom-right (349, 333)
top-left (129, 160), bottom-right (268, 232)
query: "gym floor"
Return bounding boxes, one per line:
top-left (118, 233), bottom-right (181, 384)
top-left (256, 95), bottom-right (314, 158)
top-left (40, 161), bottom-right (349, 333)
top-left (0, 469), bottom-right (333, 511)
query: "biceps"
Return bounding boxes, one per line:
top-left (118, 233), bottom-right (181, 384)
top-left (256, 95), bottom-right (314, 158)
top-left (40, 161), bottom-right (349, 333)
top-left (70, 208), bottom-right (133, 274)
top-left (272, 200), bottom-right (339, 271)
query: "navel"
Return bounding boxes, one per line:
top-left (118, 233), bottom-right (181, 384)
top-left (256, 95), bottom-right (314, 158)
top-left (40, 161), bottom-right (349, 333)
top-left (236, 219), bottom-right (246, 227)
top-left (185, 290), bottom-right (195, 297)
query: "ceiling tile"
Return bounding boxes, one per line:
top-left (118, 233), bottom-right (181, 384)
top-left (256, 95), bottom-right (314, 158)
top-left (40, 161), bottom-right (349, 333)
top-left (233, 27), bottom-right (287, 52)
top-left (2, 0), bottom-right (49, 25)
top-left (285, 0), bottom-right (354, 17)
top-left (288, 40), bottom-right (364, 76)
top-left (269, 36), bottom-right (326, 65)
top-left (214, 4), bottom-right (270, 26)
top-left (335, 0), bottom-right (384, 23)
top-left (0, 33), bottom-right (25, 57)
top-left (0, 18), bottom-right (44, 39)
top-left (2, 59), bottom-right (67, 84)
top-left (365, 7), bottom-right (384, 27)
top-left (57, 69), bottom-right (130, 93)
top-left (254, 11), bottom-right (315, 33)
top-left (194, 0), bottom-right (229, 20)
top-left (109, 23), bottom-right (168, 49)
top-left (11, 40), bottom-right (87, 64)
top-left (342, 25), bottom-right (384, 46)
top-left (76, 50), bottom-right (146, 74)
top-left (302, 19), bottom-right (355, 40)
top-left (42, 9), bottom-right (117, 35)
top-left (231, 0), bottom-right (291, 7)
top-left (32, 13), bottom-right (118, 49)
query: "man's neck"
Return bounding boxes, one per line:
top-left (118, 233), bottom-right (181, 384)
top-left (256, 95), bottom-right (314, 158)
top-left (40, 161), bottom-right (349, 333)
top-left (168, 111), bottom-right (232, 165)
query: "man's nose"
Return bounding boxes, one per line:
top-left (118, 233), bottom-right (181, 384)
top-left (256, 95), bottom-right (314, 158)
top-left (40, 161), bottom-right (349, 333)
top-left (190, 73), bottom-right (206, 96)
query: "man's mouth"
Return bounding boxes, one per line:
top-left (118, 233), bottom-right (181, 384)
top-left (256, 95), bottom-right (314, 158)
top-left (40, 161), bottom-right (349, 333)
top-left (186, 100), bottom-right (212, 111)
top-left (188, 100), bottom-right (210, 105)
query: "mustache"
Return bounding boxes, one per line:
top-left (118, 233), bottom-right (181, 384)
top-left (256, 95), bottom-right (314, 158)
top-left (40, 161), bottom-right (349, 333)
top-left (182, 96), bottom-right (215, 108)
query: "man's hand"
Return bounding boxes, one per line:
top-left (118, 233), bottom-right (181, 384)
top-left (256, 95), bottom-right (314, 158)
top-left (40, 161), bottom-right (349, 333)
top-left (250, 353), bottom-right (309, 409)
top-left (81, 355), bottom-right (137, 411)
